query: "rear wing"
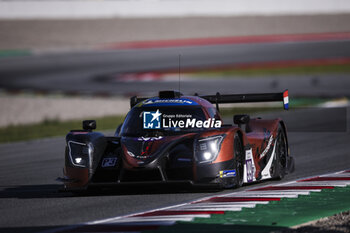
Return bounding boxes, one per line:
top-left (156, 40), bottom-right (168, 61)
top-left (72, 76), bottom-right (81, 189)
top-left (199, 89), bottom-right (289, 110)
top-left (130, 90), bottom-right (289, 110)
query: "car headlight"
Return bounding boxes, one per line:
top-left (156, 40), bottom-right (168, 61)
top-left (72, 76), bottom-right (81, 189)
top-left (67, 141), bottom-right (93, 168)
top-left (195, 135), bottom-right (225, 163)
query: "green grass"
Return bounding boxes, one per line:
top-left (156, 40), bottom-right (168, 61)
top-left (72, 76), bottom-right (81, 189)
top-left (0, 49), bottom-right (31, 58)
top-left (0, 115), bottom-right (124, 143)
top-left (191, 63), bottom-right (350, 78)
top-left (290, 97), bottom-right (330, 107)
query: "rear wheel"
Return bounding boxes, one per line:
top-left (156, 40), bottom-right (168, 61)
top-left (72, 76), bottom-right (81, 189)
top-left (272, 126), bottom-right (288, 179)
top-left (221, 134), bottom-right (244, 188)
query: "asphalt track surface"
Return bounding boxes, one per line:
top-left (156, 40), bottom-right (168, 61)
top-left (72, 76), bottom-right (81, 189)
top-left (0, 39), bottom-right (350, 97)
top-left (0, 107), bottom-right (349, 233)
top-left (0, 38), bottom-right (350, 232)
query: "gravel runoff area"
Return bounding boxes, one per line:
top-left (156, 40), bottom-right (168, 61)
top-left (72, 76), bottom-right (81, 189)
top-left (1, 14), bottom-right (350, 50)
top-left (0, 94), bottom-right (130, 127)
top-left (281, 211), bottom-right (350, 233)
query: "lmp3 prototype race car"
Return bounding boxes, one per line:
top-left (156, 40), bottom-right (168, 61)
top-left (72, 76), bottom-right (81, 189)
top-left (60, 90), bottom-right (294, 191)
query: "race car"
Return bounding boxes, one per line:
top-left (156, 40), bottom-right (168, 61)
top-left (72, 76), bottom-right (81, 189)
top-left (59, 90), bottom-right (294, 191)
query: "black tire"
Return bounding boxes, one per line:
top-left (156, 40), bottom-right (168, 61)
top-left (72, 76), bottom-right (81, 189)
top-left (234, 134), bottom-right (244, 187)
top-left (272, 125), bottom-right (288, 179)
top-left (221, 133), bottom-right (244, 188)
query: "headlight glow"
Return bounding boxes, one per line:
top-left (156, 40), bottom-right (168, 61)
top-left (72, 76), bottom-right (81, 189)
top-left (209, 141), bottom-right (217, 152)
top-left (195, 135), bottom-right (225, 163)
top-left (75, 157), bottom-right (82, 164)
top-left (203, 152), bottom-right (212, 160)
top-left (68, 141), bottom-right (92, 168)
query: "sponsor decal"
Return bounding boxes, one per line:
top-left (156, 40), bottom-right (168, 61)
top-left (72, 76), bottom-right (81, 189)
top-left (244, 148), bottom-right (256, 183)
top-left (219, 169), bottom-right (236, 178)
top-left (246, 159), bottom-right (253, 182)
top-left (127, 150), bottom-right (148, 159)
top-left (143, 109), bottom-right (222, 129)
top-left (142, 98), bottom-right (197, 106)
top-left (101, 158), bottom-right (117, 167)
top-left (137, 136), bottom-right (163, 141)
top-left (261, 140), bottom-right (277, 178)
top-left (259, 135), bottom-right (274, 159)
top-left (127, 150), bottom-right (136, 157)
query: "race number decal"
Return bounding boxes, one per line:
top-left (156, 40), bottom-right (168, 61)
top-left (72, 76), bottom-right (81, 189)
top-left (244, 148), bottom-right (256, 183)
top-left (101, 158), bottom-right (117, 168)
top-left (246, 159), bottom-right (253, 182)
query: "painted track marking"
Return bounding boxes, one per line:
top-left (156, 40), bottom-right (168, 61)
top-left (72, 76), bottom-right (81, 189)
top-left (46, 169), bottom-right (350, 233)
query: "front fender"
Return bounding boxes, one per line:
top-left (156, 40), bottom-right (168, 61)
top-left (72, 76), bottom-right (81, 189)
top-left (64, 131), bottom-right (107, 188)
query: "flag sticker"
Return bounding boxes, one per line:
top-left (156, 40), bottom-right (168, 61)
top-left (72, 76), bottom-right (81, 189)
top-left (283, 90), bottom-right (289, 110)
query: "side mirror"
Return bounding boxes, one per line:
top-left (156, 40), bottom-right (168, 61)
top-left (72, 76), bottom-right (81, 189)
top-left (83, 120), bottom-right (96, 131)
top-left (234, 115), bottom-right (250, 127)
